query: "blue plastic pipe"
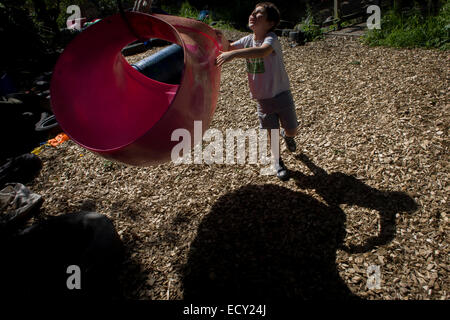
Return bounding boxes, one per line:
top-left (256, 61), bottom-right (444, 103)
top-left (131, 44), bottom-right (184, 84)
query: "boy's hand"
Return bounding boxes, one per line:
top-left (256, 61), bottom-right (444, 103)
top-left (215, 51), bottom-right (235, 67)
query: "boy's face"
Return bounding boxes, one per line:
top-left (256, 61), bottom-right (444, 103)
top-left (248, 6), bottom-right (275, 33)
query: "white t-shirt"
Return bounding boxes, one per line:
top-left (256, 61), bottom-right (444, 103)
top-left (232, 32), bottom-right (291, 100)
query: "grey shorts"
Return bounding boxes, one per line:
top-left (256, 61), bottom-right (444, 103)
top-left (257, 90), bottom-right (299, 130)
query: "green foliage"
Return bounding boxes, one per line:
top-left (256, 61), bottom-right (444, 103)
top-left (169, 1), bottom-right (237, 31)
top-left (207, 19), bottom-right (236, 31)
top-left (363, 0), bottom-right (450, 50)
top-left (294, 3), bottom-right (323, 42)
top-left (179, 1), bottom-right (199, 19)
top-left (295, 6), bottom-right (323, 42)
top-left (341, 20), bottom-right (351, 28)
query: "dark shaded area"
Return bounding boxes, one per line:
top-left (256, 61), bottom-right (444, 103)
top-left (0, 154), bottom-right (42, 188)
top-left (117, 245), bottom-right (149, 299)
top-left (392, 0), bottom-right (444, 15)
top-left (0, 211), bottom-right (125, 299)
top-left (183, 184), bottom-right (356, 300)
top-left (183, 154), bottom-right (417, 300)
top-left (30, 0), bottom-right (62, 36)
top-left (0, 99), bottom-right (46, 162)
top-left (0, 84), bottom-right (56, 164)
top-left (0, 1), bottom-right (60, 90)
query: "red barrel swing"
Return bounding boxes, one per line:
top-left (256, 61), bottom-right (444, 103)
top-left (51, 12), bottom-right (222, 166)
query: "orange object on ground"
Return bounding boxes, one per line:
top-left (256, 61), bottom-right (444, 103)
top-left (48, 133), bottom-right (70, 147)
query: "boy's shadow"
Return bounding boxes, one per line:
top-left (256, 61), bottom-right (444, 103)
top-left (182, 155), bottom-right (417, 300)
top-left (291, 153), bottom-right (418, 253)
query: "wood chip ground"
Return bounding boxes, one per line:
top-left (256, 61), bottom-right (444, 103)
top-left (29, 31), bottom-right (449, 300)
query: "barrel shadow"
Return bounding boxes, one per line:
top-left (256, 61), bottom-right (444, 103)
top-left (182, 184), bottom-right (358, 300)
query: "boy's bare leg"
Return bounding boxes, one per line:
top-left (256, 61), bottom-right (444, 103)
top-left (267, 129), bottom-right (289, 180)
top-left (281, 126), bottom-right (298, 152)
top-left (284, 127), bottom-right (297, 137)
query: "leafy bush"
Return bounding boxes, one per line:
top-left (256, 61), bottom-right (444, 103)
top-left (171, 1), bottom-right (237, 30)
top-left (295, 15), bottom-right (323, 42)
top-left (294, 4), bottom-right (323, 42)
top-left (364, 0), bottom-right (450, 50)
top-left (179, 1), bottom-right (199, 19)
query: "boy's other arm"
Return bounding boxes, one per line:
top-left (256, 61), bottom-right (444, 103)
top-left (215, 44), bottom-right (273, 66)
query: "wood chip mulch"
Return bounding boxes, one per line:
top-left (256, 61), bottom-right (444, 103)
top-left (29, 31), bottom-right (449, 300)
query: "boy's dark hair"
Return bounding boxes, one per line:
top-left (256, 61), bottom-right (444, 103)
top-left (255, 2), bottom-right (280, 31)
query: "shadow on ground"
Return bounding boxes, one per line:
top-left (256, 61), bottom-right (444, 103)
top-left (291, 153), bottom-right (418, 254)
top-left (0, 211), bottom-right (139, 300)
top-left (182, 154), bottom-right (417, 300)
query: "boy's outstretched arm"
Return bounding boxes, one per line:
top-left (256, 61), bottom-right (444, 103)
top-left (215, 44), bottom-right (273, 67)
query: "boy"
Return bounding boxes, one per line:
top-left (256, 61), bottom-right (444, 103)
top-left (215, 2), bottom-right (298, 181)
